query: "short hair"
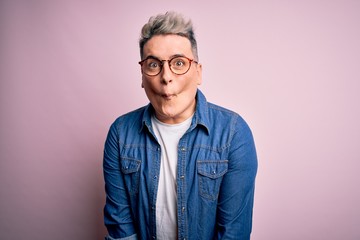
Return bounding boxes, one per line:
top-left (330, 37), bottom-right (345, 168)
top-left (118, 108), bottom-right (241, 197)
top-left (139, 11), bottom-right (199, 61)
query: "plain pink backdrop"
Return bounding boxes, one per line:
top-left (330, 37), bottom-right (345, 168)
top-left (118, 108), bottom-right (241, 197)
top-left (1, 0), bottom-right (359, 239)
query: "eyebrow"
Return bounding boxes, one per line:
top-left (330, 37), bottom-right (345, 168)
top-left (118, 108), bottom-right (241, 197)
top-left (169, 54), bottom-right (186, 59)
top-left (143, 54), bottom-right (186, 61)
top-left (143, 55), bottom-right (160, 61)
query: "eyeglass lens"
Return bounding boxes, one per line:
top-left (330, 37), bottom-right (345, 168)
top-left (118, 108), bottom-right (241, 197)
top-left (141, 57), bottom-right (191, 76)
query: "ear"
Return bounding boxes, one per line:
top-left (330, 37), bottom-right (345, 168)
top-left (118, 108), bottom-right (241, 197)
top-left (196, 63), bottom-right (203, 85)
top-left (141, 82), bottom-right (144, 88)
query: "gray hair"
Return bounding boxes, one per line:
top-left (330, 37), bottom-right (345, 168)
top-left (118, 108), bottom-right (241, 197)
top-left (139, 11), bottom-right (199, 61)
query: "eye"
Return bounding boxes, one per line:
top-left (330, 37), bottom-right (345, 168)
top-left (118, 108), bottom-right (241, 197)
top-left (148, 61), bottom-right (160, 69)
top-left (171, 57), bottom-right (187, 69)
top-left (174, 59), bottom-right (185, 67)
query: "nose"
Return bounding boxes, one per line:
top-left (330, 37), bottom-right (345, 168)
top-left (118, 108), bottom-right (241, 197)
top-left (160, 61), bottom-right (173, 84)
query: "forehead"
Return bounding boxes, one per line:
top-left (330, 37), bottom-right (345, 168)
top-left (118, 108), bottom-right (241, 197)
top-left (143, 34), bottom-right (193, 58)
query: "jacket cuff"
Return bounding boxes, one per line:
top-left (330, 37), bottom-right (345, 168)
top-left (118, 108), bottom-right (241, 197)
top-left (105, 233), bottom-right (137, 240)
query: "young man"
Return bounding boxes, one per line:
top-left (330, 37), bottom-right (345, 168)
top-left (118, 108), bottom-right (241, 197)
top-left (103, 12), bottom-right (257, 240)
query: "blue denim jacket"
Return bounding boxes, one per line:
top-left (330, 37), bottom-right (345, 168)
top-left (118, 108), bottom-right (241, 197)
top-left (103, 90), bottom-right (257, 240)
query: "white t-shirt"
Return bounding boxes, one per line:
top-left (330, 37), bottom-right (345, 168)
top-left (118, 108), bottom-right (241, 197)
top-left (151, 115), bottom-right (193, 240)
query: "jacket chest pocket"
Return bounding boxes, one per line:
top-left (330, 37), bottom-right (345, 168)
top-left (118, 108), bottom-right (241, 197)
top-left (120, 157), bottom-right (141, 195)
top-left (197, 160), bottom-right (228, 200)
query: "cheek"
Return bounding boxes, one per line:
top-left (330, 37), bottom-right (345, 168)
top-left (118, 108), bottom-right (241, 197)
top-left (142, 79), bottom-right (160, 97)
top-left (142, 77), bottom-right (155, 89)
top-left (183, 75), bottom-right (200, 89)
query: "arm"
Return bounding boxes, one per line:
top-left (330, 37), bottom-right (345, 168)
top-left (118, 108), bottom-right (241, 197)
top-left (103, 122), bottom-right (138, 240)
top-left (215, 117), bottom-right (258, 240)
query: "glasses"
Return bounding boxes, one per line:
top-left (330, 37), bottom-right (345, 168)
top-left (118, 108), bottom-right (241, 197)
top-left (139, 56), bottom-right (198, 76)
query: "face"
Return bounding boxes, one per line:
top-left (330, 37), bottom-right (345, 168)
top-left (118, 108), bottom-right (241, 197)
top-left (141, 34), bottom-right (202, 124)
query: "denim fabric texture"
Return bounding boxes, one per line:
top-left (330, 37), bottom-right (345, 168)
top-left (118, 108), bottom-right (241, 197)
top-left (103, 90), bottom-right (258, 240)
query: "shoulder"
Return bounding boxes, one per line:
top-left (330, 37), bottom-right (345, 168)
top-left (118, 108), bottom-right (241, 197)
top-left (110, 105), bottom-right (148, 131)
top-left (207, 102), bottom-right (248, 127)
top-left (205, 102), bottom-right (254, 145)
top-left (115, 105), bottom-right (146, 122)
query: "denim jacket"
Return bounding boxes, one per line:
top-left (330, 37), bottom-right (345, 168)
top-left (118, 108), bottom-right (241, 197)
top-left (103, 90), bottom-right (258, 240)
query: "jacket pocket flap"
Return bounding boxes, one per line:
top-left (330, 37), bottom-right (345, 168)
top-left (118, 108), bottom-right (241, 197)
top-left (197, 160), bottom-right (228, 179)
top-left (121, 158), bottom-right (141, 174)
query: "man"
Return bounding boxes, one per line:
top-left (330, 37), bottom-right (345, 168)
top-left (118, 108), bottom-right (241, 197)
top-left (103, 11), bottom-right (257, 240)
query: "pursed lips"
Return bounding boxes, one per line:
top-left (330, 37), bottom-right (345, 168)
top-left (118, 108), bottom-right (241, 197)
top-left (160, 93), bottom-right (176, 100)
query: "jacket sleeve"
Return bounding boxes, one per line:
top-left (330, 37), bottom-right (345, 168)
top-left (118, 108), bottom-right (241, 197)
top-left (215, 116), bottom-right (258, 240)
top-left (103, 121), bottom-right (138, 239)
top-left (105, 233), bottom-right (138, 240)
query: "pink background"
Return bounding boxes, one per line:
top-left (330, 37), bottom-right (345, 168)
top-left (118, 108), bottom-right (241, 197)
top-left (1, 0), bottom-right (359, 239)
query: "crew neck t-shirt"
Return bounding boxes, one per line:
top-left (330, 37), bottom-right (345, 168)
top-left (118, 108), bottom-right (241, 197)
top-left (151, 115), bottom-right (193, 240)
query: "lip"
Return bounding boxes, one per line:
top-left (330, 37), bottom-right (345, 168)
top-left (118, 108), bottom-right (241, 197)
top-left (161, 94), bottom-right (175, 100)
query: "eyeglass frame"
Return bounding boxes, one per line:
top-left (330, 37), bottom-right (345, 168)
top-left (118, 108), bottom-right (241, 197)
top-left (138, 55), bottom-right (198, 76)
